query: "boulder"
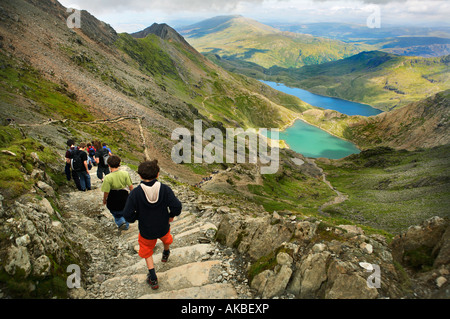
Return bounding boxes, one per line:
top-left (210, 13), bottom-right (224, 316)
top-left (325, 273), bottom-right (378, 299)
top-left (433, 225), bottom-right (450, 267)
top-left (262, 265), bottom-right (292, 298)
top-left (36, 181), bottom-right (55, 197)
top-left (4, 245), bottom-right (32, 278)
top-left (390, 216), bottom-right (449, 268)
top-left (32, 255), bottom-right (51, 278)
top-left (294, 221), bottom-right (318, 241)
top-left (297, 251), bottom-right (331, 298)
top-left (251, 252), bottom-right (294, 298)
top-left (216, 213), bottom-right (295, 260)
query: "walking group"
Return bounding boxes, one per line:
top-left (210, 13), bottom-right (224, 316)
top-left (64, 139), bottom-right (182, 290)
top-left (65, 139), bottom-right (112, 191)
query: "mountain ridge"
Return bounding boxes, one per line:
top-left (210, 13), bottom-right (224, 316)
top-left (178, 15), bottom-right (363, 69)
top-left (346, 89), bottom-right (450, 149)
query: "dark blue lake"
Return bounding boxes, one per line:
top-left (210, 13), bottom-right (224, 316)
top-left (260, 80), bottom-right (383, 116)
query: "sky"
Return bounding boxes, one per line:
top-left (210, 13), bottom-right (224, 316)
top-left (58, 0), bottom-right (450, 33)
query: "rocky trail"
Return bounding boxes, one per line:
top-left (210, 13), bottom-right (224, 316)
top-left (60, 165), bottom-right (253, 299)
top-left (313, 160), bottom-right (349, 216)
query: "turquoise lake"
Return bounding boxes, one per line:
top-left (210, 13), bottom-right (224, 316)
top-left (261, 80), bottom-right (383, 159)
top-left (267, 120), bottom-right (361, 159)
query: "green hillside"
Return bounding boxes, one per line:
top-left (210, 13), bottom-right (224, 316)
top-left (316, 145), bottom-right (450, 234)
top-left (178, 15), bottom-right (364, 69)
top-left (115, 30), bottom-right (311, 130)
top-left (211, 51), bottom-right (450, 111)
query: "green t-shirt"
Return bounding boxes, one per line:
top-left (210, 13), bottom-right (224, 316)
top-left (101, 170), bottom-right (132, 193)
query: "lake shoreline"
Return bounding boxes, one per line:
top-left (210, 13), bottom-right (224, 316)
top-left (279, 114), bottom-right (362, 150)
top-left (260, 80), bottom-right (374, 159)
top-left (261, 80), bottom-right (383, 116)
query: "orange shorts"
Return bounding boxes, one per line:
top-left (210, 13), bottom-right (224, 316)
top-left (138, 230), bottom-right (173, 259)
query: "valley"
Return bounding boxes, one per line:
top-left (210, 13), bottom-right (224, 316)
top-left (0, 0), bottom-right (449, 300)
top-left (182, 16), bottom-right (449, 111)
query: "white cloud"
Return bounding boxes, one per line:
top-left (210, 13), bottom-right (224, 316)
top-left (58, 0), bottom-right (450, 30)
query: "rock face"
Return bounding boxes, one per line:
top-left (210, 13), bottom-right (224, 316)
top-left (216, 213), bottom-right (450, 299)
top-left (390, 216), bottom-right (449, 269)
top-left (0, 194), bottom-right (88, 297)
top-left (215, 212), bottom-right (296, 260)
top-left (389, 216), bottom-right (450, 298)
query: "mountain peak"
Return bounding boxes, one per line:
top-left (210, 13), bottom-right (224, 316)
top-left (178, 15), bottom-right (278, 39)
top-left (132, 23), bottom-right (188, 44)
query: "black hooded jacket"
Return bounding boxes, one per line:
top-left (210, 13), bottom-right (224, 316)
top-left (123, 179), bottom-right (182, 239)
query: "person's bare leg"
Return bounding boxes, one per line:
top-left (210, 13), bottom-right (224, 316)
top-left (145, 256), bottom-right (154, 270)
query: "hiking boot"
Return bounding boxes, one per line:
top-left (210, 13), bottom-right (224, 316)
top-left (146, 274), bottom-right (159, 290)
top-left (161, 250), bottom-right (170, 263)
top-left (118, 222), bottom-right (129, 231)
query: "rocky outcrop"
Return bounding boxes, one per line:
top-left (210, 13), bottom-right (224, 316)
top-left (0, 193), bottom-right (89, 298)
top-left (390, 216), bottom-right (449, 269)
top-left (390, 216), bottom-right (450, 298)
top-left (216, 211), bottom-right (450, 299)
top-left (215, 212), bottom-right (296, 260)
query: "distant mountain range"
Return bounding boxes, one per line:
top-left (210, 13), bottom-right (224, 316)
top-left (178, 15), bottom-right (364, 69)
top-left (268, 22), bottom-right (450, 58)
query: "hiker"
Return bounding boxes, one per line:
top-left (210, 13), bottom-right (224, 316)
top-left (123, 159), bottom-right (182, 290)
top-left (64, 139), bottom-right (82, 191)
top-left (94, 141), bottom-right (110, 181)
top-left (87, 143), bottom-right (96, 168)
top-left (102, 142), bottom-right (112, 155)
top-left (73, 142), bottom-right (91, 191)
top-left (101, 155), bottom-right (134, 230)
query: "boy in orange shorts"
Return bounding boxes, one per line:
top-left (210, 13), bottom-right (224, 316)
top-left (123, 160), bottom-right (182, 289)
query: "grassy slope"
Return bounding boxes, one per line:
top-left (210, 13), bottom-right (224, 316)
top-left (344, 89), bottom-right (450, 150)
top-left (316, 146), bottom-right (450, 234)
top-left (114, 33), bottom-right (312, 130)
top-left (0, 53), bottom-right (94, 122)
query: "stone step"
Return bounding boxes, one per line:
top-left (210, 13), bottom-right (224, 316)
top-left (139, 283), bottom-right (238, 299)
top-left (130, 222), bottom-right (217, 252)
top-left (100, 260), bottom-right (222, 299)
top-left (173, 222), bottom-right (217, 241)
top-left (118, 243), bottom-right (215, 275)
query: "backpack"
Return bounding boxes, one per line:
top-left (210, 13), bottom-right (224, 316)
top-left (100, 148), bottom-right (110, 167)
top-left (71, 150), bottom-right (84, 172)
top-left (88, 147), bottom-right (96, 157)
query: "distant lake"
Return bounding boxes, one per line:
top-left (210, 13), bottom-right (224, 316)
top-left (266, 120), bottom-right (361, 159)
top-left (260, 80), bottom-right (383, 116)
top-left (260, 80), bottom-right (379, 159)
